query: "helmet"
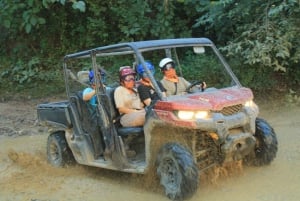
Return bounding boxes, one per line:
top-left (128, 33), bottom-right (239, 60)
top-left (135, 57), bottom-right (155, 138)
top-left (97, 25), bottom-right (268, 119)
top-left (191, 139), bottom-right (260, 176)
top-left (136, 61), bottom-right (155, 77)
top-left (89, 70), bottom-right (95, 84)
top-left (119, 66), bottom-right (136, 79)
top-left (89, 69), bottom-right (106, 84)
top-left (159, 58), bottom-right (175, 69)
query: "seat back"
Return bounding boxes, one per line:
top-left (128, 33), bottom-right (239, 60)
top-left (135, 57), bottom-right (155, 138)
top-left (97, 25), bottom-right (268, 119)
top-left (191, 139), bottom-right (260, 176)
top-left (101, 87), bottom-right (119, 122)
top-left (69, 92), bottom-right (84, 122)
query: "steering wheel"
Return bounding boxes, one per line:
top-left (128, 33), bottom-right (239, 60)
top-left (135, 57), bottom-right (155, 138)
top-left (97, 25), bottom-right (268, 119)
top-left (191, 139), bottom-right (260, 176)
top-left (186, 81), bottom-right (204, 93)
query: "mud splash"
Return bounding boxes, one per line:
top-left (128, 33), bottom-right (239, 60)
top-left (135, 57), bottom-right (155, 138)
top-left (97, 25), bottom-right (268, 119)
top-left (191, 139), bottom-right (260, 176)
top-left (1, 100), bottom-right (300, 201)
top-left (2, 149), bottom-right (244, 200)
top-left (2, 150), bottom-right (76, 193)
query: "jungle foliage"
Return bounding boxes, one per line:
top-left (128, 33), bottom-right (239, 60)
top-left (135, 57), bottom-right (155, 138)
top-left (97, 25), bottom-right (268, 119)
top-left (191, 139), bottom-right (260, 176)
top-left (0, 0), bottom-right (299, 97)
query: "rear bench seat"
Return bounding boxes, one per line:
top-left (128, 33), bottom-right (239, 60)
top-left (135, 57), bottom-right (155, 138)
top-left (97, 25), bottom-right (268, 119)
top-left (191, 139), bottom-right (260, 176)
top-left (71, 88), bottom-right (143, 137)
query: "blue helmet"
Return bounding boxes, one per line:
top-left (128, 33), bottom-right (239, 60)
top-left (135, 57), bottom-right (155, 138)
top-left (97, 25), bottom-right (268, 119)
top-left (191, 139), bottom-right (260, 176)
top-left (89, 70), bottom-right (95, 84)
top-left (136, 61), bottom-right (155, 77)
top-left (89, 69), bottom-right (106, 84)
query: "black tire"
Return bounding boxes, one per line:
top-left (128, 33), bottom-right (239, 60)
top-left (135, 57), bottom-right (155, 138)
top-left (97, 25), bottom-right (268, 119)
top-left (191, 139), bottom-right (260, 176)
top-left (47, 131), bottom-right (74, 167)
top-left (156, 143), bottom-right (199, 201)
top-left (244, 118), bottom-right (278, 166)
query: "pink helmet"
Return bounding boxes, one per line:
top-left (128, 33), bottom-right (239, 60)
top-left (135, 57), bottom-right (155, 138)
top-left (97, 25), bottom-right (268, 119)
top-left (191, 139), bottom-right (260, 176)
top-left (119, 66), bottom-right (136, 80)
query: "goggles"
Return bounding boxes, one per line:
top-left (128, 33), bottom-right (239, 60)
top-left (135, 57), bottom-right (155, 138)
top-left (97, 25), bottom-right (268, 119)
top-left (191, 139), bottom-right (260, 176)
top-left (123, 74), bottom-right (135, 82)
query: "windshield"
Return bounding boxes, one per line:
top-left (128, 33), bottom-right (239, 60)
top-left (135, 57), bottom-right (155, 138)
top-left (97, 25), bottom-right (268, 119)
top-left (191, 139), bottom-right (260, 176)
top-left (140, 46), bottom-right (236, 89)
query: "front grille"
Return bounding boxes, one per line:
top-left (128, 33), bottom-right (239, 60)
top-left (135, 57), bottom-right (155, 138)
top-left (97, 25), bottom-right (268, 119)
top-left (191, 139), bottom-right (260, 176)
top-left (212, 104), bottom-right (243, 116)
top-left (194, 132), bottom-right (223, 171)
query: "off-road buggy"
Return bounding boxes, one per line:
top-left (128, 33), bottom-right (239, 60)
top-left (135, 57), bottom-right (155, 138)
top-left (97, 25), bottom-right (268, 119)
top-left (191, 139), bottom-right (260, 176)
top-left (37, 38), bottom-right (278, 200)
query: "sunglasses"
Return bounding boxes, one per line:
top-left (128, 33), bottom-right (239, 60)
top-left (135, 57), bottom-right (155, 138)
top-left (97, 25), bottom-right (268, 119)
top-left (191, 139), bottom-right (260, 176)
top-left (123, 75), bottom-right (135, 82)
top-left (162, 63), bottom-right (174, 71)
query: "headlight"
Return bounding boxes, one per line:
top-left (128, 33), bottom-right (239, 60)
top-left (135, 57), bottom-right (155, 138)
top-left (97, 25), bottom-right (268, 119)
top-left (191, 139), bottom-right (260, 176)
top-left (177, 110), bottom-right (209, 120)
top-left (177, 111), bottom-right (194, 120)
top-left (245, 100), bottom-right (254, 107)
top-left (195, 111), bottom-right (209, 119)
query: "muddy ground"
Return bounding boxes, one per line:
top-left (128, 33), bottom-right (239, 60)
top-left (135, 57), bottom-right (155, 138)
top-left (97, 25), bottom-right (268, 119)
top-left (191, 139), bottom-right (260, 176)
top-left (0, 98), bottom-right (299, 201)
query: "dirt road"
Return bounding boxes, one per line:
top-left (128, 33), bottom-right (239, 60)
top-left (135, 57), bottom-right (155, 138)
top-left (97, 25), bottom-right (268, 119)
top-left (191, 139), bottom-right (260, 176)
top-left (0, 99), bottom-right (299, 201)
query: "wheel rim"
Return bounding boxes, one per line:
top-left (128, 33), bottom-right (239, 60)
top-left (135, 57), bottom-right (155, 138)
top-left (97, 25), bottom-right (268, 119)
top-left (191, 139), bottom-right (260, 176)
top-left (159, 157), bottom-right (182, 199)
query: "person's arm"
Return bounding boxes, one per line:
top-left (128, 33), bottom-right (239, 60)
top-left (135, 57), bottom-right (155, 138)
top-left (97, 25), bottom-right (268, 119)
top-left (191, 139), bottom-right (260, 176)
top-left (83, 88), bottom-right (95, 101)
top-left (182, 77), bottom-right (191, 88)
top-left (157, 81), bottom-right (167, 98)
top-left (138, 85), bottom-right (152, 106)
top-left (118, 107), bottom-right (141, 114)
top-left (182, 77), bottom-right (206, 91)
top-left (143, 98), bottom-right (151, 106)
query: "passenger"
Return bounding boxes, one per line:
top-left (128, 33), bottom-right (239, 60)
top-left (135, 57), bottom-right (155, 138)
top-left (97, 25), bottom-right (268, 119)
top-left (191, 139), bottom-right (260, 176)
top-left (159, 58), bottom-right (206, 96)
top-left (82, 69), bottom-right (110, 156)
top-left (82, 68), bottom-right (107, 106)
top-left (114, 66), bottom-right (145, 127)
top-left (136, 61), bottom-right (166, 106)
top-left (82, 69), bottom-right (99, 108)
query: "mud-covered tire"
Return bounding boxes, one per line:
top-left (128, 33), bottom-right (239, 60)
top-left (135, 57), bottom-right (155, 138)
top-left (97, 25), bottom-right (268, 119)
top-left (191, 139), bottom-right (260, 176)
top-left (47, 131), bottom-right (74, 167)
top-left (156, 143), bottom-right (199, 201)
top-left (244, 118), bottom-right (278, 166)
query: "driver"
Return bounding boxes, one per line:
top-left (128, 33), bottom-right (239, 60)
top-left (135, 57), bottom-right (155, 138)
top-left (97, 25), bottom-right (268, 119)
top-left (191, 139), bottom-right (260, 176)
top-left (159, 58), bottom-right (206, 96)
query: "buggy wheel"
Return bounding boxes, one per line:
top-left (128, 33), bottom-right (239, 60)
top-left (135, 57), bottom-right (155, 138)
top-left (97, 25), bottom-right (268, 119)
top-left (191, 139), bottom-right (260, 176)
top-left (244, 118), bottom-right (278, 166)
top-left (156, 143), bottom-right (199, 201)
top-left (47, 131), bottom-right (74, 167)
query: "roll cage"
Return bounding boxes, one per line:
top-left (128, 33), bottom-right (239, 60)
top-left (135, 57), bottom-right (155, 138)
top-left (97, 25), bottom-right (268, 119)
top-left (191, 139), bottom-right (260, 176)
top-left (63, 38), bottom-right (241, 100)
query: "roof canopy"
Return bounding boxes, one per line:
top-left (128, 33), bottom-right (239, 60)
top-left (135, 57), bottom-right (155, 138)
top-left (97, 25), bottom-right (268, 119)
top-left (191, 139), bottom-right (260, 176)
top-left (64, 38), bottom-right (213, 60)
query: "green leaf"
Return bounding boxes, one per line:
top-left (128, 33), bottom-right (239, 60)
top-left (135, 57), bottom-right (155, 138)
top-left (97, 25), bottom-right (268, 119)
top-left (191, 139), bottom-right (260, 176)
top-left (30, 17), bottom-right (37, 26)
top-left (38, 17), bottom-right (46, 24)
top-left (4, 20), bottom-right (11, 28)
top-left (25, 23), bottom-right (32, 33)
top-left (42, 0), bottom-right (49, 8)
top-left (21, 70), bottom-right (27, 75)
top-left (28, 0), bottom-right (34, 7)
top-left (72, 1), bottom-right (86, 12)
top-left (22, 11), bottom-right (30, 21)
top-left (28, 57), bottom-right (40, 66)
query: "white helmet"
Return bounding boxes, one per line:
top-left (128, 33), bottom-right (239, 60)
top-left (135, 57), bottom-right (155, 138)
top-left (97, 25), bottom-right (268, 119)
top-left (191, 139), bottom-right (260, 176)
top-left (159, 58), bottom-right (174, 69)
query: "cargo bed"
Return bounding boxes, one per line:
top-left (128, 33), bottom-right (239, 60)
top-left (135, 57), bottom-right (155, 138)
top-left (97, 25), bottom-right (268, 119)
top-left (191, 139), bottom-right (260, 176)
top-left (37, 101), bottom-right (71, 128)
